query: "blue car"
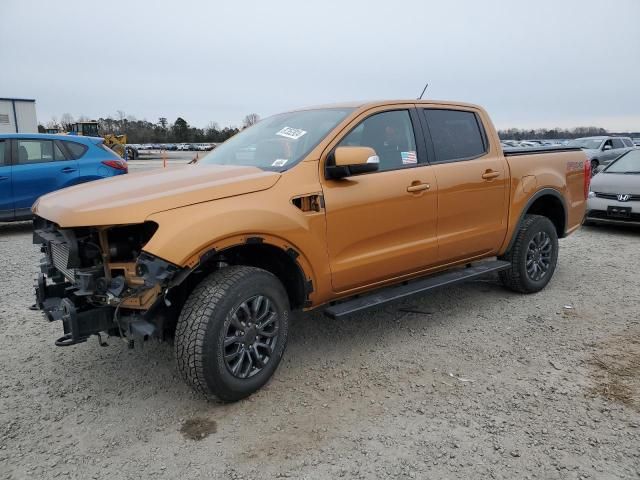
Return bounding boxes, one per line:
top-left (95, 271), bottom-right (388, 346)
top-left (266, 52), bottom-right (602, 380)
top-left (0, 133), bottom-right (127, 222)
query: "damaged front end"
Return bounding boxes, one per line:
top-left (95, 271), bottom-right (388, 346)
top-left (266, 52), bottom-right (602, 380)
top-left (33, 217), bottom-right (186, 347)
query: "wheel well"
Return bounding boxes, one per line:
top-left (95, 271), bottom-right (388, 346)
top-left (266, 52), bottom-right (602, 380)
top-left (201, 243), bottom-right (309, 309)
top-left (525, 194), bottom-right (566, 237)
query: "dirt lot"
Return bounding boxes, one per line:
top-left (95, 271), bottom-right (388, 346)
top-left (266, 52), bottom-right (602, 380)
top-left (1, 222), bottom-right (639, 480)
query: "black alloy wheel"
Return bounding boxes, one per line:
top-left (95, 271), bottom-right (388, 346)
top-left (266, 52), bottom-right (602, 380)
top-left (525, 231), bottom-right (552, 281)
top-left (223, 295), bottom-right (280, 379)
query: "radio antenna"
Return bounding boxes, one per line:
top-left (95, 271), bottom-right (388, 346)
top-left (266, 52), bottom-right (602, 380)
top-left (417, 83), bottom-right (429, 100)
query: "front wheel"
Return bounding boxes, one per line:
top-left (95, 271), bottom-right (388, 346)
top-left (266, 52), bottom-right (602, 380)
top-left (499, 214), bottom-right (559, 293)
top-left (175, 266), bottom-right (290, 402)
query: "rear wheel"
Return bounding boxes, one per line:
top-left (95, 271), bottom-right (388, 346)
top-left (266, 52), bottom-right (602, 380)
top-left (175, 266), bottom-right (290, 402)
top-left (499, 214), bottom-right (559, 293)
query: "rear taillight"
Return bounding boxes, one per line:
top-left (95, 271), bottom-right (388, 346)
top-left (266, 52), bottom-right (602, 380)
top-left (583, 160), bottom-right (591, 200)
top-left (102, 160), bottom-right (128, 173)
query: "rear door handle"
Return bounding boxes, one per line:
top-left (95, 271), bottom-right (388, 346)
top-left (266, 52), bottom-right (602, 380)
top-left (407, 182), bottom-right (431, 193)
top-left (481, 170), bottom-right (500, 180)
top-left (61, 167), bottom-right (77, 173)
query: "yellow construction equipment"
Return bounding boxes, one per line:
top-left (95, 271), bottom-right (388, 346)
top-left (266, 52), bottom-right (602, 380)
top-left (68, 121), bottom-right (138, 159)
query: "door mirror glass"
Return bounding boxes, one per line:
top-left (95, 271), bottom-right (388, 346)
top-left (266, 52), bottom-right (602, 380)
top-left (327, 146), bottom-right (379, 179)
top-left (603, 144), bottom-right (612, 151)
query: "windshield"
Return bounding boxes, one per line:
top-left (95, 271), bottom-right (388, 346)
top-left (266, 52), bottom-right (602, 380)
top-left (198, 108), bottom-right (354, 171)
top-left (567, 138), bottom-right (603, 150)
top-left (605, 149), bottom-right (640, 173)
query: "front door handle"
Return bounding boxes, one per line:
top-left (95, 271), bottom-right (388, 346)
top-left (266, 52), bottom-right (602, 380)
top-left (481, 170), bottom-right (500, 180)
top-left (61, 167), bottom-right (77, 173)
top-left (407, 182), bottom-right (431, 193)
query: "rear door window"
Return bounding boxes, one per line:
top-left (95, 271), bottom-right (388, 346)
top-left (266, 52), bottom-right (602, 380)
top-left (63, 141), bottom-right (88, 159)
top-left (17, 140), bottom-right (56, 164)
top-left (611, 138), bottom-right (625, 149)
top-left (622, 138), bottom-right (634, 148)
top-left (422, 109), bottom-right (487, 163)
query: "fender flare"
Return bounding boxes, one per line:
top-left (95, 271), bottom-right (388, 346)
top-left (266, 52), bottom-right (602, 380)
top-left (504, 188), bottom-right (568, 253)
top-left (187, 234), bottom-right (318, 308)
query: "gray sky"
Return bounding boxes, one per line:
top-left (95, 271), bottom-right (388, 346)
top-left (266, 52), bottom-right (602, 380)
top-left (2, 0), bottom-right (639, 131)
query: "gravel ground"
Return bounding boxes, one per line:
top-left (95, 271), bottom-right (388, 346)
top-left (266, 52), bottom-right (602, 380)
top-left (1, 222), bottom-right (639, 479)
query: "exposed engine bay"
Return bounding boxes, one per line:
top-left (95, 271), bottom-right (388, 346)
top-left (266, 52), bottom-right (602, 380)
top-left (33, 216), bottom-right (187, 347)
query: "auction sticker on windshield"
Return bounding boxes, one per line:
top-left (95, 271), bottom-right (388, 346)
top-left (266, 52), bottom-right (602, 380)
top-left (276, 127), bottom-right (307, 140)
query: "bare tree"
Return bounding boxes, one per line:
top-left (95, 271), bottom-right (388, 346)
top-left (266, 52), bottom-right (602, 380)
top-left (46, 117), bottom-right (59, 129)
top-left (60, 113), bottom-right (75, 131)
top-left (242, 113), bottom-right (260, 128)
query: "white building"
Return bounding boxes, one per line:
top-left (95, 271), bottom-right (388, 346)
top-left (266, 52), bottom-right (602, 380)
top-left (0, 98), bottom-right (37, 133)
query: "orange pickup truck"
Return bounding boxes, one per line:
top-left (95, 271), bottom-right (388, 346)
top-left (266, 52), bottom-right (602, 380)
top-left (33, 100), bottom-right (590, 401)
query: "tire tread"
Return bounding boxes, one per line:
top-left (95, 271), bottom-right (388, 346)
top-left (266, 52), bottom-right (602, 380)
top-left (175, 266), bottom-right (269, 398)
top-left (499, 214), bottom-right (557, 293)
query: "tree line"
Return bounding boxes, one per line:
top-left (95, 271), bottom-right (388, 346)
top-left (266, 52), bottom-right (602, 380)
top-left (39, 113), bottom-right (637, 143)
top-left (38, 112), bottom-right (262, 144)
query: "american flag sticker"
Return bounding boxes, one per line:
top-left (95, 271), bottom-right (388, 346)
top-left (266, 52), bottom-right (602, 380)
top-left (401, 151), bottom-right (417, 164)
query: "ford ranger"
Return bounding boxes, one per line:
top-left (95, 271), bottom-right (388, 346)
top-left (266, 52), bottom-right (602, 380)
top-left (33, 100), bottom-right (590, 401)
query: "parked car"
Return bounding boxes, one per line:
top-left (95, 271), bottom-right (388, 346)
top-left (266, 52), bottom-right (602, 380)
top-left (585, 149), bottom-right (640, 226)
top-left (33, 100), bottom-right (588, 401)
top-left (567, 136), bottom-right (635, 173)
top-left (176, 144), bottom-right (190, 151)
top-left (0, 133), bottom-right (127, 222)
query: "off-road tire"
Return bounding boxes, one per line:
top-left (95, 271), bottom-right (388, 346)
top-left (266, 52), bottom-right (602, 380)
top-left (175, 266), bottom-right (290, 402)
top-left (499, 214), bottom-right (559, 294)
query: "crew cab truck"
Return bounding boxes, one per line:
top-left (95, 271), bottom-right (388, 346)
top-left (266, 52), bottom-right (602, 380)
top-left (33, 100), bottom-right (590, 401)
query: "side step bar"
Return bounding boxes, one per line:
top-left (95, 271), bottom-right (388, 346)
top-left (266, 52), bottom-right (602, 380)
top-left (324, 260), bottom-right (510, 319)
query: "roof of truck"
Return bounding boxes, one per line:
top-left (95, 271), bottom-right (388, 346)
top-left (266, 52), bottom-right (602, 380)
top-left (290, 99), bottom-right (483, 112)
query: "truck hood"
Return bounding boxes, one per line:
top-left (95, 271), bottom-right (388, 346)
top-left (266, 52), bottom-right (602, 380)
top-left (34, 165), bottom-right (281, 227)
top-left (590, 172), bottom-right (640, 195)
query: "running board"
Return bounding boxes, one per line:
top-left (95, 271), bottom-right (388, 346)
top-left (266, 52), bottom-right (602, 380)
top-left (324, 260), bottom-right (510, 319)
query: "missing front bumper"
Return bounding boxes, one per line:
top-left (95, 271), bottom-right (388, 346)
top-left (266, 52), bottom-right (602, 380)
top-left (36, 274), bottom-right (115, 346)
top-left (35, 273), bottom-right (161, 347)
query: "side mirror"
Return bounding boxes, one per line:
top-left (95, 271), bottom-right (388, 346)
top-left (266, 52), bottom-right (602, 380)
top-left (326, 146), bottom-right (379, 179)
top-left (603, 144), bottom-right (612, 151)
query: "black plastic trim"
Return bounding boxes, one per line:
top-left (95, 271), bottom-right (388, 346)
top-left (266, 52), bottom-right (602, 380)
top-left (503, 146), bottom-right (581, 156)
top-left (286, 247), bottom-right (300, 259)
top-left (246, 236), bottom-right (264, 244)
top-left (504, 188), bottom-right (568, 253)
top-left (324, 260), bottom-right (510, 319)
